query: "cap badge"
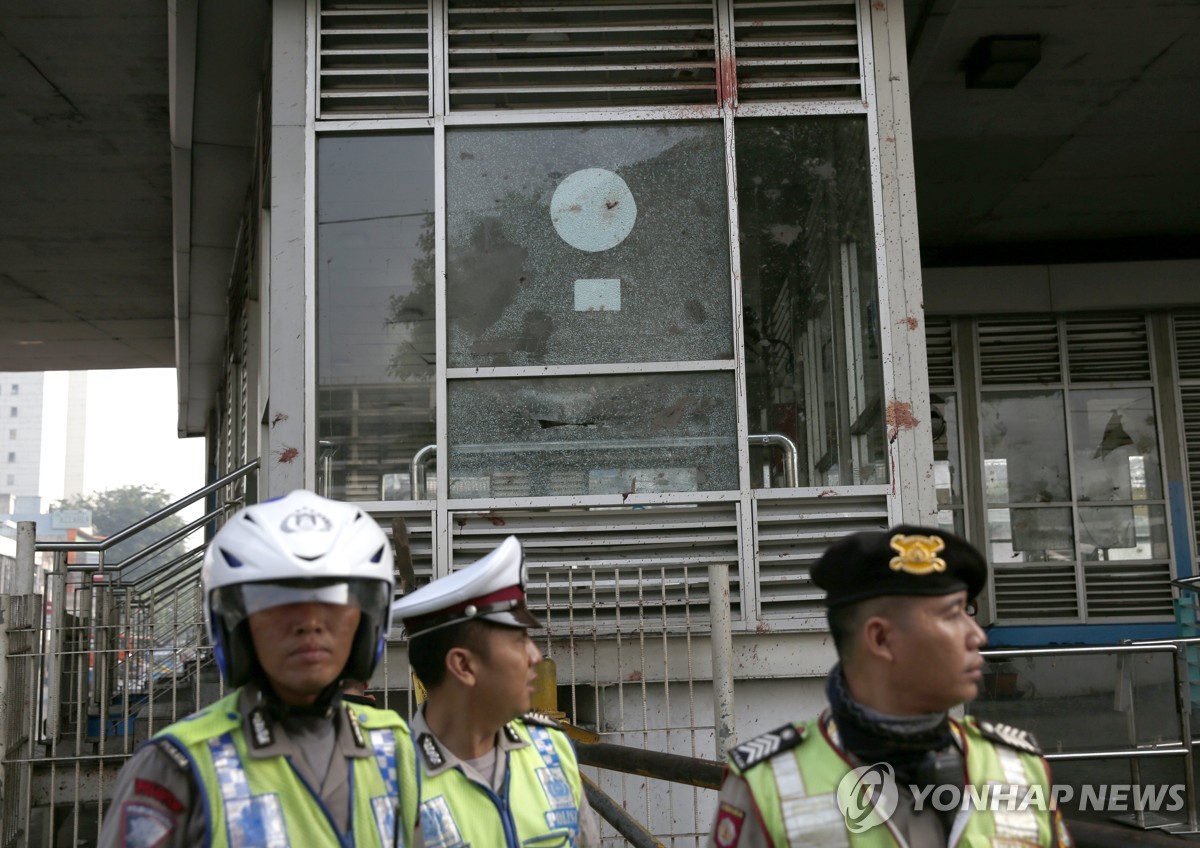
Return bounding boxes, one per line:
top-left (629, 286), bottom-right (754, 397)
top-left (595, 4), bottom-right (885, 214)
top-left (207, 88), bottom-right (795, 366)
top-left (280, 508), bottom-right (332, 534)
top-left (888, 534), bottom-right (947, 576)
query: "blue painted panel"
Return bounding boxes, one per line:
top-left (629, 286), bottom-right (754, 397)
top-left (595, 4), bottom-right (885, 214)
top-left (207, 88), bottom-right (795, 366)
top-left (1169, 479), bottom-right (1194, 578)
top-left (984, 623), bottom-right (1177, 646)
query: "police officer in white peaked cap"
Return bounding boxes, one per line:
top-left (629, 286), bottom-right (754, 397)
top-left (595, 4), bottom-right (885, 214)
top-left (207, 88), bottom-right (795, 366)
top-left (99, 490), bottom-right (423, 848)
top-left (393, 535), bottom-right (600, 848)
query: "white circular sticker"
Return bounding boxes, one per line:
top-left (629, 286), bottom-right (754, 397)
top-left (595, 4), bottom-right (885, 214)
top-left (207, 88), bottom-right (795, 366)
top-left (549, 168), bottom-right (637, 253)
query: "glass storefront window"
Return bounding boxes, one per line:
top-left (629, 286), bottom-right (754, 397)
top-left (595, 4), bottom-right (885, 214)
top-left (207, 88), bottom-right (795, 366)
top-left (735, 117), bottom-right (885, 488)
top-left (1069, 388), bottom-right (1162, 502)
top-left (933, 392), bottom-right (964, 535)
top-left (445, 123), bottom-right (732, 368)
top-left (446, 373), bottom-right (738, 498)
top-left (981, 391), bottom-right (1071, 503)
top-left (317, 134), bottom-right (435, 501)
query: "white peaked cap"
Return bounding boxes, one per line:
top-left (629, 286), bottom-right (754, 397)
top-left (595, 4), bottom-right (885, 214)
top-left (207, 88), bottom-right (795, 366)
top-left (391, 535), bottom-right (542, 637)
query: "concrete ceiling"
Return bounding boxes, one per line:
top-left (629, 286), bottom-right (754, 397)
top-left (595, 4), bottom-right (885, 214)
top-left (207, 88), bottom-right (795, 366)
top-left (904, 0), bottom-right (1199, 266)
top-left (0, 1), bottom-right (1195, 432)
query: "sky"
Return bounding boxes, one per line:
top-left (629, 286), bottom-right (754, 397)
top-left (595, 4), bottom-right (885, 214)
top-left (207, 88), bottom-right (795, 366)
top-left (39, 369), bottom-right (206, 507)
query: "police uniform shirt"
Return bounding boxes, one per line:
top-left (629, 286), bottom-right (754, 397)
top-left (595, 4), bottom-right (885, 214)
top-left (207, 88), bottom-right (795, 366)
top-left (707, 715), bottom-right (953, 848)
top-left (410, 704), bottom-right (602, 847)
top-left (98, 683), bottom-right (425, 848)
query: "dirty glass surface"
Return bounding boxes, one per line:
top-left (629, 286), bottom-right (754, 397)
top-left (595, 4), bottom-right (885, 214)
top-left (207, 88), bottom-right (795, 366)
top-left (317, 133), bottom-right (436, 501)
top-left (735, 117), bottom-right (885, 488)
top-left (446, 373), bottom-right (738, 498)
top-left (445, 123), bottom-right (732, 368)
top-left (1069, 387), bottom-right (1162, 502)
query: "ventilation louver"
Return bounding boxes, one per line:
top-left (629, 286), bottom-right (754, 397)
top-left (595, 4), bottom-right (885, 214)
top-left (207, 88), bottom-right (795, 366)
top-left (1175, 314), bottom-right (1200, 381)
top-left (319, 3), bottom-right (431, 117)
top-left (731, 0), bottom-right (862, 104)
top-left (1065, 316), bottom-right (1151, 383)
top-left (925, 317), bottom-right (954, 387)
top-left (450, 503), bottom-right (741, 629)
top-left (446, 1), bottom-right (719, 111)
top-left (977, 317), bottom-right (1061, 385)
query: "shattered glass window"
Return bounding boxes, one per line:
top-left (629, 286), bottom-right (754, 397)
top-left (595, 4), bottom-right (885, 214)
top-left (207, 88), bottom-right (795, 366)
top-left (447, 373), bottom-right (738, 498)
top-left (445, 123), bottom-right (733, 367)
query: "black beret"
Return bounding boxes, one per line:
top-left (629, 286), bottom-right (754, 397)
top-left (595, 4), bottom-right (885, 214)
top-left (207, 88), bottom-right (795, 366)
top-left (811, 524), bottom-right (987, 608)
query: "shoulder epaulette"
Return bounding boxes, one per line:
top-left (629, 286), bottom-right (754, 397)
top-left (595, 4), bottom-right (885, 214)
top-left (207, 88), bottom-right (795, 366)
top-left (974, 719), bottom-right (1042, 756)
top-left (520, 710), bottom-right (562, 729)
top-left (153, 739), bottom-right (192, 772)
top-left (728, 723), bottom-right (806, 772)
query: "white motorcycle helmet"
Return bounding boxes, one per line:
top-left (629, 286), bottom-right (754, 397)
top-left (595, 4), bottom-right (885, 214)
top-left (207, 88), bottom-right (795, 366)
top-left (202, 490), bottom-right (394, 688)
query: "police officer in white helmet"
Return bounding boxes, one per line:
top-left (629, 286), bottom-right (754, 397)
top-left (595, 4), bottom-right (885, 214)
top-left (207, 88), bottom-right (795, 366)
top-left (99, 491), bottom-right (422, 848)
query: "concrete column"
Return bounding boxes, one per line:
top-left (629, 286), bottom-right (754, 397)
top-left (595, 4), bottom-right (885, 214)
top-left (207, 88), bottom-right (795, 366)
top-left (264, 0), bottom-right (309, 497)
top-left (15, 521), bottom-right (35, 596)
top-left (868, 0), bottom-right (936, 524)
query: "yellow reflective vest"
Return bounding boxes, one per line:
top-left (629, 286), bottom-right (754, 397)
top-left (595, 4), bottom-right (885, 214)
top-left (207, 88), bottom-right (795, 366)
top-left (729, 714), bottom-right (1059, 847)
top-left (417, 716), bottom-right (583, 848)
top-left (156, 690), bottom-right (420, 848)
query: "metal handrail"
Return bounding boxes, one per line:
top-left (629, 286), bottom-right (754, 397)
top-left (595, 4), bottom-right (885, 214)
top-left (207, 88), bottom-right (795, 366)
top-left (748, 432), bottom-right (799, 488)
top-left (35, 458), bottom-right (259, 559)
top-left (980, 639), bottom-right (1198, 833)
top-left (410, 444), bottom-right (436, 500)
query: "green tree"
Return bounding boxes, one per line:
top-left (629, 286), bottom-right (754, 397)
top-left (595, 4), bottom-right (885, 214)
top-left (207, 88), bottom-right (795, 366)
top-left (54, 485), bottom-right (187, 574)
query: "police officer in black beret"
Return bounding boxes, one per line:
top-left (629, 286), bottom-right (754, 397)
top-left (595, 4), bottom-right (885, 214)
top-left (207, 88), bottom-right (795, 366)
top-left (708, 525), bottom-right (1072, 848)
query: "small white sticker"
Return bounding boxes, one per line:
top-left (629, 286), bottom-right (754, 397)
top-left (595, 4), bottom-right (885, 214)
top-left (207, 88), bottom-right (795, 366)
top-left (574, 278), bottom-right (621, 312)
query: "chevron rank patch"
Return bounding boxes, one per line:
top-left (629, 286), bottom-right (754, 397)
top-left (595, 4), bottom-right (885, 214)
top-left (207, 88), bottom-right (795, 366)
top-left (153, 740), bottom-right (191, 772)
top-left (522, 711), bottom-right (562, 729)
top-left (976, 719), bottom-right (1041, 755)
top-left (728, 723), bottom-right (806, 771)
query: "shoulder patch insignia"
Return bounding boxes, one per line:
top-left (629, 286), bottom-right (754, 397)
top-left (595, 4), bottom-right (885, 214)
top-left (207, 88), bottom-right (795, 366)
top-left (976, 719), bottom-right (1042, 755)
top-left (521, 710), bottom-right (562, 729)
top-left (503, 723), bottom-right (522, 743)
top-left (345, 706), bottom-right (367, 748)
top-left (153, 739), bottom-right (191, 772)
top-left (728, 723), bottom-right (806, 772)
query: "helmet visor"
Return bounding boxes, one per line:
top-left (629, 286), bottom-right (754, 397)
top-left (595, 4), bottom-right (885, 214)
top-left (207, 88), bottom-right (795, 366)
top-left (212, 578), bottom-right (389, 631)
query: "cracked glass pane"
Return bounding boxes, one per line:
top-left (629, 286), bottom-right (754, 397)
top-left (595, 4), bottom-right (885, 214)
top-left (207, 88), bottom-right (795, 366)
top-left (446, 123), bottom-right (733, 367)
top-left (446, 373), bottom-right (738, 498)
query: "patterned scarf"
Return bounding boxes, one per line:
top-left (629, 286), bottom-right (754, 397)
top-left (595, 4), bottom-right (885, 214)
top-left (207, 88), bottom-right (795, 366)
top-left (826, 662), bottom-right (955, 784)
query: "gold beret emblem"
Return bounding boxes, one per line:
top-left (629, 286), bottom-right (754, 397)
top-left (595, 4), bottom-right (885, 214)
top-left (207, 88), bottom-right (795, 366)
top-left (888, 534), bottom-right (947, 575)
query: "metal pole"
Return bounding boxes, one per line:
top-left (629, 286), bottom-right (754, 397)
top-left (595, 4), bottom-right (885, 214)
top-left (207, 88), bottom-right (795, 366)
top-left (708, 563), bottom-right (736, 759)
top-left (1173, 646), bottom-right (1198, 831)
top-left (15, 520), bottom-right (36, 595)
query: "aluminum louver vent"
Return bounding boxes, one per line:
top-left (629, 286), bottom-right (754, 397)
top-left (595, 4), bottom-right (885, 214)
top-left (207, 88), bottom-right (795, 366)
top-left (446, 1), bottom-right (719, 111)
top-left (450, 503), bottom-right (741, 629)
top-left (731, 0), bottom-right (862, 104)
top-left (1065, 316), bottom-right (1151, 383)
top-left (992, 565), bottom-right (1078, 621)
top-left (977, 317), bottom-right (1061, 385)
top-left (1182, 386), bottom-right (1200, 568)
top-left (755, 494), bottom-right (887, 619)
top-left (925, 317), bottom-right (954, 387)
top-left (1175, 314), bottom-right (1200, 380)
top-left (319, 2), bottom-right (431, 117)
top-left (1083, 562), bottom-right (1172, 618)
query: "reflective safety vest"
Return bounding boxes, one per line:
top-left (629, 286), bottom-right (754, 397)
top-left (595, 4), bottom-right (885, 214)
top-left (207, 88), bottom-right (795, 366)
top-left (729, 715), bottom-right (1055, 848)
top-left (418, 717), bottom-right (583, 848)
top-left (156, 690), bottom-right (420, 848)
